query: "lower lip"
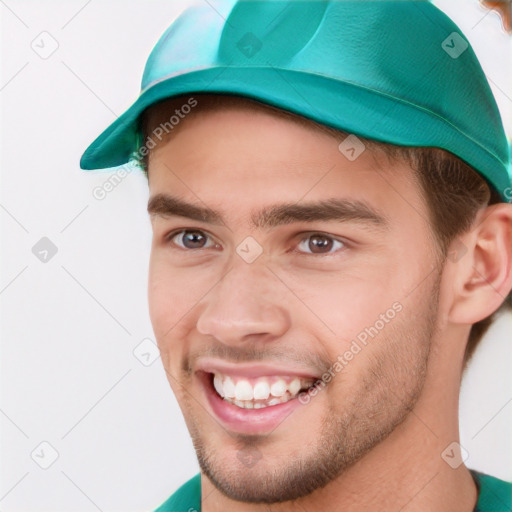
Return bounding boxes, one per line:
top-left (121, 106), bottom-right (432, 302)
top-left (198, 372), bottom-right (305, 435)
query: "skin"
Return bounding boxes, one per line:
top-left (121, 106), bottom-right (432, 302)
top-left (146, 96), bottom-right (512, 511)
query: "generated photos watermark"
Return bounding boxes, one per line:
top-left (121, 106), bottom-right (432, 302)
top-left (298, 301), bottom-right (403, 404)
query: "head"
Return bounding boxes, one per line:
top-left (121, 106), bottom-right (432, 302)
top-left (139, 94), bottom-right (512, 503)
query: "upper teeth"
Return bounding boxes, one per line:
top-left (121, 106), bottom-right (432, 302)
top-left (213, 373), bottom-right (313, 402)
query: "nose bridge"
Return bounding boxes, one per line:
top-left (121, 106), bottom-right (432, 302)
top-left (196, 256), bottom-right (290, 344)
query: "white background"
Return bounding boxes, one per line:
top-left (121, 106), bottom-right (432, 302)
top-left (1, 1), bottom-right (511, 511)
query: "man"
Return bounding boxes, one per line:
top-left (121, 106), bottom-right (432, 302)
top-left (80, 1), bottom-right (512, 511)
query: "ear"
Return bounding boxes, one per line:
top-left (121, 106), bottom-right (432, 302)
top-left (448, 203), bottom-right (512, 324)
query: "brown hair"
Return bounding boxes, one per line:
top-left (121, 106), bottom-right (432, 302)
top-left (134, 94), bottom-right (511, 368)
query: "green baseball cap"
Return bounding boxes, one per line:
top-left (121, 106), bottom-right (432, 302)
top-left (80, 0), bottom-right (512, 202)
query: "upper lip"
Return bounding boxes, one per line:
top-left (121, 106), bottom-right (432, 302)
top-left (195, 358), bottom-right (320, 379)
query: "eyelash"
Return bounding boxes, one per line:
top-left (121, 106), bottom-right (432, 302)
top-left (165, 229), bottom-right (347, 256)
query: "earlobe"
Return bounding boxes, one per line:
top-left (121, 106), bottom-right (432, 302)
top-left (448, 203), bottom-right (512, 325)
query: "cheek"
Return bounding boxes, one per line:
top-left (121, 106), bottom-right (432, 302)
top-left (147, 253), bottom-right (216, 339)
top-left (147, 255), bottom-right (186, 341)
top-left (147, 264), bottom-right (189, 378)
top-left (283, 264), bottom-right (402, 344)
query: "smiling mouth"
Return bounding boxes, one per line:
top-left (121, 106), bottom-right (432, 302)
top-left (208, 372), bottom-right (316, 409)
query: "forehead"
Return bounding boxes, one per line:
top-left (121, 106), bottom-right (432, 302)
top-left (146, 96), bottom-right (370, 173)
top-left (145, 97), bottom-right (426, 227)
top-left (143, 93), bottom-right (343, 142)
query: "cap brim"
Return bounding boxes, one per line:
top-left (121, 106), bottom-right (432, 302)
top-left (80, 66), bottom-right (512, 202)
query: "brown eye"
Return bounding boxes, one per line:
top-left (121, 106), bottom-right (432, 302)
top-left (297, 233), bottom-right (344, 255)
top-left (170, 230), bottom-right (215, 250)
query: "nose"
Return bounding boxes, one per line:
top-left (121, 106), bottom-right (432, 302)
top-left (196, 260), bottom-right (291, 346)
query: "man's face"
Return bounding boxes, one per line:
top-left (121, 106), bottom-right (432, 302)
top-left (147, 101), bottom-right (441, 503)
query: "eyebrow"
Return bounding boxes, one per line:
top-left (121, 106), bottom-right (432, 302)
top-left (147, 193), bottom-right (389, 230)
